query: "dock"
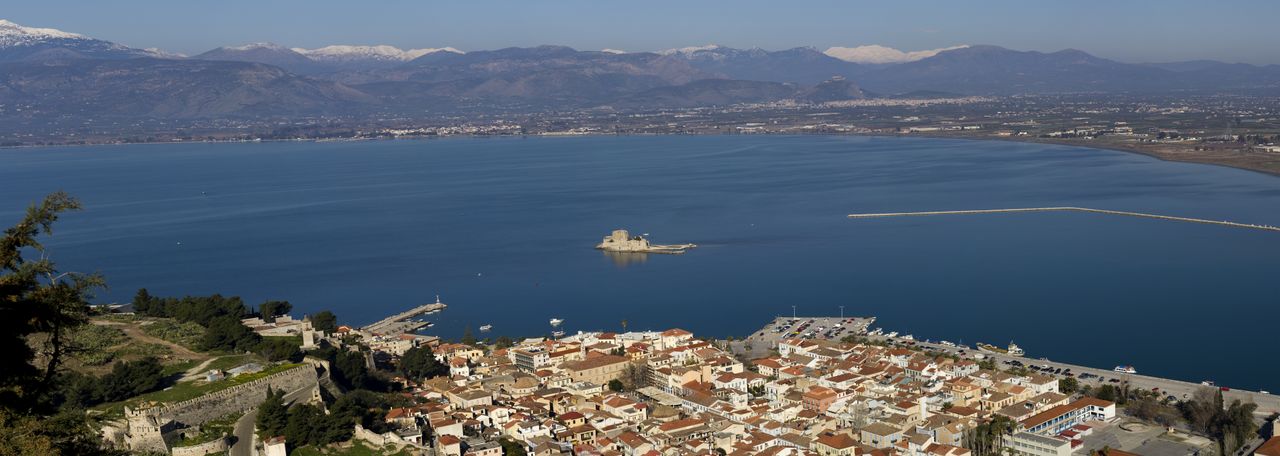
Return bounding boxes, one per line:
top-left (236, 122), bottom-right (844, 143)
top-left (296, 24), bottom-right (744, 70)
top-left (362, 299), bottom-right (447, 336)
top-left (847, 207), bottom-right (1280, 232)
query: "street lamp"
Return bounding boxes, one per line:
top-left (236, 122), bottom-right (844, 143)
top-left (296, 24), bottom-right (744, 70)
top-left (839, 306), bottom-right (845, 319)
top-left (791, 305), bottom-right (796, 319)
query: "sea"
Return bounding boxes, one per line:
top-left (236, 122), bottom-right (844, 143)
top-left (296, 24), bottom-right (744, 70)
top-left (2, 135), bottom-right (1278, 390)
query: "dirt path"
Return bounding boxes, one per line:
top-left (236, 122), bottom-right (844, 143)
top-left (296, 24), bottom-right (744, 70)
top-left (90, 319), bottom-right (208, 363)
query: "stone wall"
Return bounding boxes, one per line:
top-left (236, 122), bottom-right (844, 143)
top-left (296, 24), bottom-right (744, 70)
top-left (170, 437), bottom-right (229, 456)
top-left (123, 364), bottom-right (319, 453)
top-left (132, 364), bottom-right (318, 426)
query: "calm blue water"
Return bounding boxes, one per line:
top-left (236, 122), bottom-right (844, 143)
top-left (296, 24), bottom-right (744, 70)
top-left (2, 136), bottom-right (1278, 390)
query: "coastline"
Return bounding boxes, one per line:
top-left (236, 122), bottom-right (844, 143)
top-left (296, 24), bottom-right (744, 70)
top-left (4, 132), bottom-right (1280, 179)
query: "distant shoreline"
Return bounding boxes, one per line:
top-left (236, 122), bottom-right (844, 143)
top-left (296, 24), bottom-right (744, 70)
top-left (4, 132), bottom-right (1279, 179)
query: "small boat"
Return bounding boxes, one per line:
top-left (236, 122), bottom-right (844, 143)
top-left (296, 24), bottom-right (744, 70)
top-left (551, 330), bottom-right (565, 338)
top-left (479, 324), bottom-right (493, 332)
top-left (1006, 342), bottom-right (1025, 356)
top-left (1201, 380), bottom-right (1215, 386)
top-left (550, 318), bottom-right (564, 326)
top-left (1114, 365), bottom-right (1137, 374)
top-left (886, 331), bottom-right (898, 338)
top-left (902, 334), bottom-right (914, 341)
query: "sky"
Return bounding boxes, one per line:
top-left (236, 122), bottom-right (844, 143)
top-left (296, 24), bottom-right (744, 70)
top-left (7, 0), bottom-right (1280, 64)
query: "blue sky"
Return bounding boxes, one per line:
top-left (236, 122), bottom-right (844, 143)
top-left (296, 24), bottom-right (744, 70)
top-left (8, 0), bottom-right (1280, 64)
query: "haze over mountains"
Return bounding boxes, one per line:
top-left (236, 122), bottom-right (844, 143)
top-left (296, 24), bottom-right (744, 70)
top-left (3, 19), bottom-right (1280, 124)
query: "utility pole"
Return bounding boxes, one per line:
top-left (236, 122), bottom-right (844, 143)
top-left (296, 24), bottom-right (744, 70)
top-left (839, 306), bottom-right (845, 319)
top-left (791, 305), bottom-right (796, 319)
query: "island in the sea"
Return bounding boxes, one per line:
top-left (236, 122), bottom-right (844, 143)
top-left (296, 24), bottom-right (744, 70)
top-left (595, 229), bottom-right (696, 254)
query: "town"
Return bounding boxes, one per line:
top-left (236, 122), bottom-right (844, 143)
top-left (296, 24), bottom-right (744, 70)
top-left (90, 302), bottom-right (1279, 456)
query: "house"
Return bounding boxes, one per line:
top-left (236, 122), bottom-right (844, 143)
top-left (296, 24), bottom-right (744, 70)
top-left (562, 355), bottom-right (630, 386)
top-left (861, 422), bottom-right (904, 448)
top-left (1007, 432), bottom-right (1071, 456)
top-left (811, 431), bottom-right (859, 456)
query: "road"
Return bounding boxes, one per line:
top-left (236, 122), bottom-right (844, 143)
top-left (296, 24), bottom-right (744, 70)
top-left (879, 335), bottom-right (1280, 416)
top-left (229, 383), bottom-right (319, 456)
top-left (230, 408), bottom-right (258, 456)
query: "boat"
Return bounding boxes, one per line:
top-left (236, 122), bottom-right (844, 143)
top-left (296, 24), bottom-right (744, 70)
top-left (885, 331), bottom-right (898, 338)
top-left (902, 334), bottom-right (914, 341)
top-left (1114, 365), bottom-right (1137, 374)
top-left (940, 341), bottom-right (956, 347)
top-left (479, 324), bottom-right (492, 332)
top-left (550, 318), bottom-right (564, 326)
top-left (1006, 342), bottom-right (1025, 356)
top-left (551, 330), bottom-right (565, 337)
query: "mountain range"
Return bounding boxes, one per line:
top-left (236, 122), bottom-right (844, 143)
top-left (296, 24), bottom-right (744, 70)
top-left (3, 19), bottom-right (1279, 126)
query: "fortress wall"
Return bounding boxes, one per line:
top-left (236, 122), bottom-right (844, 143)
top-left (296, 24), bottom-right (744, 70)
top-left (131, 365), bottom-right (318, 427)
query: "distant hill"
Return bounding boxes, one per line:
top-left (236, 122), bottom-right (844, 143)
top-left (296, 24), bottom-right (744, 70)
top-left (659, 45), bottom-right (869, 85)
top-left (5, 18), bottom-right (1280, 131)
top-left (0, 58), bottom-right (372, 119)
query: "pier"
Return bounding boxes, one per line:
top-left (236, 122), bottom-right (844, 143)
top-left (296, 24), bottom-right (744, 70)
top-left (361, 299), bottom-right (447, 336)
top-left (847, 207), bottom-right (1280, 232)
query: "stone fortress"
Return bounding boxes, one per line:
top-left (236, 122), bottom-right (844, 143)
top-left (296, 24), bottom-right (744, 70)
top-left (595, 229), bottom-right (696, 254)
top-left (102, 359), bottom-right (328, 454)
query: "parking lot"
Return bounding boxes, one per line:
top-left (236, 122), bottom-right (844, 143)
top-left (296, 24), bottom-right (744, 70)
top-left (747, 316), bottom-right (875, 348)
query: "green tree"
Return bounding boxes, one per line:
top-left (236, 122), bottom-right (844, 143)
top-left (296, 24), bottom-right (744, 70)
top-left (963, 415), bottom-right (1016, 456)
top-left (1059, 377), bottom-right (1079, 394)
top-left (201, 315), bottom-right (261, 352)
top-left (258, 300), bottom-right (292, 323)
top-left (258, 337), bottom-right (301, 362)
top-left (608, 379), bottom-right (624, 392)
top-left (461, 326), bottom-right (477, 346)
top-left (400, 346), bottom-right (447, 380)
top-left (494, 336), bottom-right (515, 349)
top-left (1093, 384), bottom-right (1118, 402)
top-left (309, 311), bottom-right (338, 333)
top-left (256, 388), bottom-right (288, 438)
top-left (332, 351), bottom-right (371, 390)
top-left (0, 192), bottom-right (124, 455)
top-left (498, 437), bottom-right (528, 456)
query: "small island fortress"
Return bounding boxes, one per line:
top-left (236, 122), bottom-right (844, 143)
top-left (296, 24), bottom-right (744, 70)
top-left (595, 229), bottom-right (696, 254)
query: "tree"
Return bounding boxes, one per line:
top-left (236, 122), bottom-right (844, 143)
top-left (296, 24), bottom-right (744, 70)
top-left (400, 346), bottom-right (446, 380)
top-left (332, 351), bottom-right (371, 390)
top-left (620, 362), bottom-right (648, 391)
top-left (258, 300), bottom-right (292, 323)
top-left (0, 192), bottom-right (105, 407)
top-left (0, 193), bottom-right (125, 455)
top-left (258, 337), bottom-right (302, 362)
top-left (201, 315), bottom-right (261, 352)
top-left (498, 437), bottom-right (528, 456)
top-left (256, 388), bottom-right (288, 438)
top-left (461, 326), bottom-right (477, 346)
top-left (964, 415), bottom-right (1016, 456)
top-left (608, 379), bottom-right (624, 392)
top-left (309, 311), bottom-right (338, 333)
top-left (494, 336), bottom-right (515, 350)
top-left (1059, 377), bottom-right (1079, 394)
top-left (1093, 384), bottom-right (1118, 402)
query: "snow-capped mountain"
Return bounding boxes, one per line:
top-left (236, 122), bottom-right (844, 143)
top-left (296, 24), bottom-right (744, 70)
top-left (657, 44), bottom-right (725, 56)
top-left (823, 44), bottom-right (968, 64)
top-left (0, 19), bottom-right (150, 62)
top-left (293, 45), bottom-right (462, 63)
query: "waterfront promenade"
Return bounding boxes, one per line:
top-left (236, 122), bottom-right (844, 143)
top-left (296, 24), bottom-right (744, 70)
top-left (882, 335), bottom-right (1280, 416)
top-left (740, 317), bottom-right (1279, 417)
top-left (847, 207), bottom-right (1280, 232)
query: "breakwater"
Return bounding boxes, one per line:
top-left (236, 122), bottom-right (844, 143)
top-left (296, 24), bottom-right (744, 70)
top-left (847, 207), bottom-right (1280, 232)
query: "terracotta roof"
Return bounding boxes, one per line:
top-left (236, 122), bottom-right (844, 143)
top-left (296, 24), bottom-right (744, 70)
top-left (1256, 436), bottom-right (1280, 456)
top-left (815, 432), bottom-right (858, 450)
